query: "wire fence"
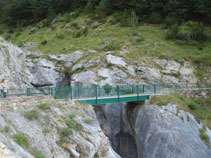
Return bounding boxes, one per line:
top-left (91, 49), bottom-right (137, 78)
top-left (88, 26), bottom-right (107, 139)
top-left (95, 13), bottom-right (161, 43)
top-left (0, 83), bottom-right (210, 100)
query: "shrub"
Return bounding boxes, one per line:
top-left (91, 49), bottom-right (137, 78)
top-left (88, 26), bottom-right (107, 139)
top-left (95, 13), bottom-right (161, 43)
top-left (23, 109), bottom-right (39, 120)
top-left (56, 33), bottom-right (65, 39)
top-left (188, 102), bottom-right (199, 110)
top-left (103, 42), bottom-right (121, 51)
top-left (148, 12), bottom-right (162, 24)
top-left (72, 28), bottom-right (89, 38)
top-left (200, 128), bottom-right (209, 143)
top-left (84, 118), bottom-right (94, 124)
top-left (177, 21), bottom-right (207, 41)
top-left (127, 11), bottom-right (139, 27)
top-left (166, 24), bottom-right (179, 40)
top-left (164, 16), bottom-right (180, 28)
top-left (3, 125), bottom-right (10, 133)
top-left (32, 150), bottom-right (46, 158)
top-left (59, 128), bottom-right (72, 137)
top-left (13, 133), bottom-right (29, 148)
top-left (103, 84), bottom-right (112, 95)
top-left (64, 113), bottom-right (78, 129)
top-left (38, 103), bottom-right (50, 110)
top-left (70, 22), bottom-right (80, 29)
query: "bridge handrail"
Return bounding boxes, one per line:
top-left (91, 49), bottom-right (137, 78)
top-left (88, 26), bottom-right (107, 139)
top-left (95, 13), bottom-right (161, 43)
top-left (0, 83), bottom-right (210, 99)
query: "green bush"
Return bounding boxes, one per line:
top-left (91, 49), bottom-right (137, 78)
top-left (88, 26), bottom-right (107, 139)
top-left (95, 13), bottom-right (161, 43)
top-left (64, 113), bottom-right (78, 129)
top-left (72, 28), bottom-right (89, 38)
top-left (56, 33), bottom-right (65, 39)
top-left (32, 150), bottom-right (46, 158)
top-left (177, 21), bottom-right (207, 41)
top-left (164, 16), bottom-right (180, 28)
top-left (3, 125), bottom-right (10, 133)
top-left (127, 11), bottom-right (139, 27)
top-left (188, 102), bottom-right (199, 110)
top-left (148, 12), bottom-right (162, 24)
top-left (166, 24), bottom-right (179, 40)
top-left (103, 84), bottom-right (112, 95)
top-left (38, 103), bottom-right (50, 110)
top-left (70, 22), bottom-right (80, 29)
top-left (23, 109), bottom-right (39, 120)
top-left (200, 128), bottom-right (209, 143)
top-left (59, 128), bottom-right (72, 137)
top-left (13, 133), bottom-right (29, 148)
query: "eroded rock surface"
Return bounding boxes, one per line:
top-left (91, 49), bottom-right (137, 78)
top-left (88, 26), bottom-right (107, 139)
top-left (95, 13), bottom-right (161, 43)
top-left (95, 102), bottom-right (211, 158)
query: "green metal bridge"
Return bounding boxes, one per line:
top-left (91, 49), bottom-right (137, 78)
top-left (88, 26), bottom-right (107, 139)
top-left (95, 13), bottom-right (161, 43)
top-left (0, 84), bottom-right (210, 105)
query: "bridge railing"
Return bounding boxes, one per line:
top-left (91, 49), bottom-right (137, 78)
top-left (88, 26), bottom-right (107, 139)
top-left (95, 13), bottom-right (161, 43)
top-left (0, 83), bottom-right (210, 99)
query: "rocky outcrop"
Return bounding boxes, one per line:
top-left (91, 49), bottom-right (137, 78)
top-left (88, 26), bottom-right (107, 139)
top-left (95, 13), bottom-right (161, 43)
top-left (0, 38), bottom-right (32, 89)
top-left (95, 102), bottom-right (211, 158)
top-left (0, 97), bottom-right (120, 158)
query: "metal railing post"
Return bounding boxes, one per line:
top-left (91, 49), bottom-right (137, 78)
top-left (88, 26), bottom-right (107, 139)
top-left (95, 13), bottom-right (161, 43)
top-left (117, 85), bottom-right (120, 102)
top-left (154, 84), bottom-right (156, 94)
top-left (143, 84), bottom-right (145, 94)
top-left (26, 88), bottom-right (30, 96)
top-left (137, 85), bottom-right (139, 100)
top-left (96, 86), bottom-right (98, 104)
top-left (70, 86), bottom-right (73, 100)
top-left (0, 90), bottom-right (3, 98)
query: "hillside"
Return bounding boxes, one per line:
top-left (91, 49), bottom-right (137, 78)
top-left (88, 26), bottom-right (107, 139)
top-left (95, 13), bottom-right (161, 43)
top-left (1, 13), bottom-right (211, 83)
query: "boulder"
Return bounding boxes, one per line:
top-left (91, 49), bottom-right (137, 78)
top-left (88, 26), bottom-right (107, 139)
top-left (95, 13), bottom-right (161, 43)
top-left (106, 54), bottom-right (127, 68)
top-left (162, 60), bottom-right (181, 75)
top-left (26, 58), bottom-right (60, 87)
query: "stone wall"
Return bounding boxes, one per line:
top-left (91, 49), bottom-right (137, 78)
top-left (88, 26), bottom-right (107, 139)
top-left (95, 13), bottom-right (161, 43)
top-left (0, 96), bottom-right (55, 110)
top-left (176, 88), bottom-right (211, 98)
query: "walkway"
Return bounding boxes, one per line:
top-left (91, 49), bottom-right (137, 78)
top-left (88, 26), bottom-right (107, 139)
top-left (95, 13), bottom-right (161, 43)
top-left (0, 83), bottom-right (210, 105)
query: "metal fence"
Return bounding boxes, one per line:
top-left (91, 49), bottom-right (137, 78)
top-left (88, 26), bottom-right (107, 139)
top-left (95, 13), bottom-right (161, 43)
top-left (0, 83), bottom-right (210, 100)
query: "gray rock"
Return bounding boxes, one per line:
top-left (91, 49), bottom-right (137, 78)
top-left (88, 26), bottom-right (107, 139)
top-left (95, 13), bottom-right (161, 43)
top-left (41, 39), bottom-right (48, 45)
top-left (180, 67), bottom-right (197, 84)
top-left (26, 58), bottom-right (60, 87)
top-left (154, 59), bottom-right (168, 69)
top-left (95, 103), bottom-right (211, 158)
top-left (162, 60), bottom-right (181, 75)
top-left (106, 54), bottom-right (127, 68)
top-left (72, 71), bottom-right (98, 86)
top-left (91, 22), bottom-right (100, 29)
top-left (51, 18), bottom-right (57, 25)
top-left (0, 39), bottom-right (32, 89)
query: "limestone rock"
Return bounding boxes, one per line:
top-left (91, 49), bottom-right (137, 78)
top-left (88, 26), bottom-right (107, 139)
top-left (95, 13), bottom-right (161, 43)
top-left (106, 54), bottom-right (127, 68)
top-left (0, 39), bottom-right (32, 89)
top-left (162, 60), bottom-right (181, 75)
top-left (26, 58), bottom-right (60, 87)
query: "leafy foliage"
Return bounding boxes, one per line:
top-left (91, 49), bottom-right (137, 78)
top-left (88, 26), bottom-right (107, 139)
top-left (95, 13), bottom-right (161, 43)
top-left (1, 0), bottom-right (210, 27)
top-left (103, 84), bottom-right (112, 95)
top-left (23, 109), bottom-right (39, 120)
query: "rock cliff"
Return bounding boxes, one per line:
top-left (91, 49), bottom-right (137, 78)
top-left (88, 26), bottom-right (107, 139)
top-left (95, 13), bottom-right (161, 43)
top-left (94, 102), bottom-right (211, 158)
top-left (0, 96), bottom-right (120, 158)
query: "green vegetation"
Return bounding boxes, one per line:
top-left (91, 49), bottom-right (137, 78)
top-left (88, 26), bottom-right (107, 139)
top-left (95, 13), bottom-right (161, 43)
top-left (0, 0), bottom-right (210, 27)
top-left (64, 113), bottom-right (79, 129)
top-left (3, 125), bottom-right (10, 133)
top-left (13, 132), bottom-right (29, 148)
top-left (200, 128), bottom-right (209, 142)
top-left (84, 118), bottom-right (94, 124)
top-left (150, 95), bottom-right (211, 129)
top-left (37, 103), bottom-right (50, 110)
top-left (32, 150), bottom-right (46, 158)
top-left (103, 84), bottom-right (112, 95)
top-left (23, 109), bottom-right (39, 120)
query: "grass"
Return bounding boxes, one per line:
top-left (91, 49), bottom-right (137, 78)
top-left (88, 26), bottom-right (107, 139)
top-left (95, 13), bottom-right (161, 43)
top-left (3, 125), bottom-right (10, 133)
top-left (13, 132), bottom-right (29, 149)
top-left (32, 150), bottom-right (46, 158)
top-left (1, 12), bottom-right (210, 81)
top-left (23, 109), bottom-right (39, 120)
top-left (84, 118), bottom-right (94, 124)
top-left (37, 103), bottom-right (50, 110)
top-left (200, 128), bottom-right (211, 147)
top-left (150, 95), bottom-right (211, 129)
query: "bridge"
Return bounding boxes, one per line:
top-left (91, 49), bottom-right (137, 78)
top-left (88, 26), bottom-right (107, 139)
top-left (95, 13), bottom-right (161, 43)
top-left (0, 83), bottom-right (210, 105)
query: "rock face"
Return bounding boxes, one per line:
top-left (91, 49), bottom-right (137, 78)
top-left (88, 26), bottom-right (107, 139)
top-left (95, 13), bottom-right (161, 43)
top-left (0, 38), bottom-right (32, 88)
top-left (26, 57), bottom-right (60, 87)
top-left (0, 98), bottom-right (120, 158)
top-left (95, 102), bottom-right (211, 158)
